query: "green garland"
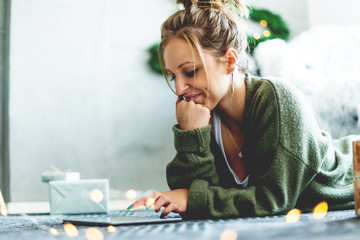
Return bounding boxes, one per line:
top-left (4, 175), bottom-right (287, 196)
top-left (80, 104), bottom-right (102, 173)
top-left (247, 8), bottom-right (290, 54)
top-left (148, 7), bottom-right (290, 74)
top-left (148, 43), bottom-right (162, 74)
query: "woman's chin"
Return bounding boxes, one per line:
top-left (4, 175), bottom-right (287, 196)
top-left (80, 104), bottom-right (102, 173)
top-left (194, 96), bottom-right (212, 109)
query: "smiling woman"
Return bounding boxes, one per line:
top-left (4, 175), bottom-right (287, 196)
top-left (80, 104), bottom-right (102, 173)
top-left (128, 0), bottom-right (360, 219)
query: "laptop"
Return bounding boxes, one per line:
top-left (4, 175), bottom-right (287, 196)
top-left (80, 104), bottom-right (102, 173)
top-left (63, 215), bottom-right (182, 226)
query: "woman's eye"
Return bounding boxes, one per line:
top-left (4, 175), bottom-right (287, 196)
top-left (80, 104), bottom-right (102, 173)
top-left (185, 69), bottom-right (198, 77)
top-left (167, 73), bottom-right (175, 81)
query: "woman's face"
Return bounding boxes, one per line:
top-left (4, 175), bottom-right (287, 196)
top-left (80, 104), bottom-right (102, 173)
top-left (163, 37), bottom-right (230, 110)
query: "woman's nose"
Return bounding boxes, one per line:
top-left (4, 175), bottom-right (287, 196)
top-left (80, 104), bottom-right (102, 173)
top-left (175, 77), bottom-right (189, 96)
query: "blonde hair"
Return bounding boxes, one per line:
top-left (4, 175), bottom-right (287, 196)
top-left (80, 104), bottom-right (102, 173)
top-left (159, 0), bottom-right (250, 86)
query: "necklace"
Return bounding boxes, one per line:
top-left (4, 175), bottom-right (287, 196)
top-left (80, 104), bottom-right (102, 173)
top-left (224, 125), bottom-right (245, 158)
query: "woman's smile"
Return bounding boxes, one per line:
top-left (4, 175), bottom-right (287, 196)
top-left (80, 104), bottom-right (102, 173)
top-left (184, 92), bottom-right (204, 103)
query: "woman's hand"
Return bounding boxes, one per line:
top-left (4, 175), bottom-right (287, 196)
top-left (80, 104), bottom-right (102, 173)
top-left (176, 97), bottom-right (211, 130)
top-left (128, 189), bottom-right (189, 217)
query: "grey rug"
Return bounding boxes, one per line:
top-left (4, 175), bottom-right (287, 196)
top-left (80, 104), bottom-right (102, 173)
top-left (1, 209), bottom-right (360, 240)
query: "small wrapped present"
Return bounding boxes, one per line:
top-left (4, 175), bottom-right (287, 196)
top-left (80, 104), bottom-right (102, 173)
top-left (49, 179), bottom-right (109, 215)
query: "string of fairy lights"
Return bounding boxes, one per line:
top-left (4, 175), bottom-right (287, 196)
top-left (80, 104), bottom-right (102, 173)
top-left (0, 188), bottom-right (330, 239)
top-left (255, 19), bottom-right (271, 38)
top-left (147, 7), bottom-right (290, 74)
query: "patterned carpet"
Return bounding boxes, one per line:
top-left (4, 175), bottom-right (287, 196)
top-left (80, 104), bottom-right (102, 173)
top-left (1, 209), bottom-right (360, 240)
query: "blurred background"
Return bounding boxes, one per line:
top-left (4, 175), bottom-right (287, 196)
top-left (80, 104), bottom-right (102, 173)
top-left (1, 0), bottom-right (359, 202)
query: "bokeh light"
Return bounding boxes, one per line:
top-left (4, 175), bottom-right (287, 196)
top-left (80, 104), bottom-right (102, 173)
top-left (220, 229), bottom-right (238, 240)
top-left (253, 33), bottom-right (261, 40)
top-left (146, 197), bottom-right (155, 206)
top-left (50, 228), bottom-right (59, 236)
top-left (0, 206), bottom-right (8, 217)
top-left (90, 189), bottom-right (104, 203)
top-left (107, 225), bottom-right (116, 233)
top-left (286, 208), bottom-right (302, 223)
top-left (263, 30), bottom-right (271, 37)
top-left (313, 201), bottom-right (328, 219)
top-left (63, 223), bottom-right (79, 237)
top-left (125, 189), bottom-right (137, 200)
top-left (85, 227), bottom-right (104, 240)
top-left (260, 20), bottom-right (268, 27)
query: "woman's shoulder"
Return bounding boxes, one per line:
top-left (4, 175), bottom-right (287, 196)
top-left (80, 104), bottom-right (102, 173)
top-left (245, 73), bottom-right (326, 162)
top-left (246, 73), bottom-right (302, 102)
top-left (245, 73), bottom-right (311, 120)
top-left (246, 73), bottom-right (316, 125)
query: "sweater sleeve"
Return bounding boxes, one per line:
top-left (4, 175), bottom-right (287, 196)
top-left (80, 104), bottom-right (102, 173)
top-left (166, 124), bottom-right (220, 189)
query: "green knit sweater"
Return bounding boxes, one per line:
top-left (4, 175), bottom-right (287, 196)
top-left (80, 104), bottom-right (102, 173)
top-left (166, 75), bottom-right (360, 219)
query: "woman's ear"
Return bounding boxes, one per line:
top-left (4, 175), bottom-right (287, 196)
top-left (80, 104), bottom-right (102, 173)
top-left (225, 48), bottom-right (239, 74)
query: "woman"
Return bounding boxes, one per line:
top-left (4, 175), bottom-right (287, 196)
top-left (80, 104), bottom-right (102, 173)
top-left (129, 0), bottom-right (359, 219)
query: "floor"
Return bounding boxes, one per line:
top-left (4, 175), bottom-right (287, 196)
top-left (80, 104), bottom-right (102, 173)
top-left (1, 209), bottom-right (360, 240)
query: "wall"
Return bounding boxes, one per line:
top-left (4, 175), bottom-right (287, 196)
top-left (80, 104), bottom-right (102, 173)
top-left (249, 0), bottom-right (360, 36)
top-left (307, 0), bottom-right (360, 27)
top-left (9, 0), bottom-right (178, 201)
top-left (248, 0), bottom-right (309, 38)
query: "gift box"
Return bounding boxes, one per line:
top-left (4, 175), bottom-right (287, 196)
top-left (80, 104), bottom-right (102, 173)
top-left (49, 179), bottom-right (109, 215)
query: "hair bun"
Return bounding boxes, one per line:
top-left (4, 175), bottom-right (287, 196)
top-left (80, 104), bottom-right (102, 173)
top-left (176, 0), bottom-right (249, 18)
top-left (176, 0), bottom-right (194, 9)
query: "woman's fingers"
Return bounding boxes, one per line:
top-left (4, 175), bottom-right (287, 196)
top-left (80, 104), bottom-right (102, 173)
top-left (128, 189), bottom-right (188, 216)
top-left (128, 197), bottom-right (147, 210)
top-left (176, 95), bottom-right (182, 107)
top-left (128, 191), bottom-right (161, 210)
top-left (154, 195), bottom-right (170, 212)
top-left (160, 202), bottom-right (178, 218)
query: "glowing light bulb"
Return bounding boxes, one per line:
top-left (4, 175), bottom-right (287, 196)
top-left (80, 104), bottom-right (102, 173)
top-left (286, 208), bottom-right (302, 223)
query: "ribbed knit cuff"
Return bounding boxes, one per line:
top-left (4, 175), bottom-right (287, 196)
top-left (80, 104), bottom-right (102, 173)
top-left (182, 179), bottom-right (209, 219)
top-left (172, 124), bottom-right (211, 154)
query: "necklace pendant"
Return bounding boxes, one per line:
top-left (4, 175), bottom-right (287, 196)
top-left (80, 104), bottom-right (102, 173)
top-left (238, 149), bottom-right (243, 158)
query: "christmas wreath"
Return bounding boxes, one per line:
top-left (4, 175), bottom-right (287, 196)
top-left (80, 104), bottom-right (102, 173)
top-left (148, 7), bottom-right (290, 74)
